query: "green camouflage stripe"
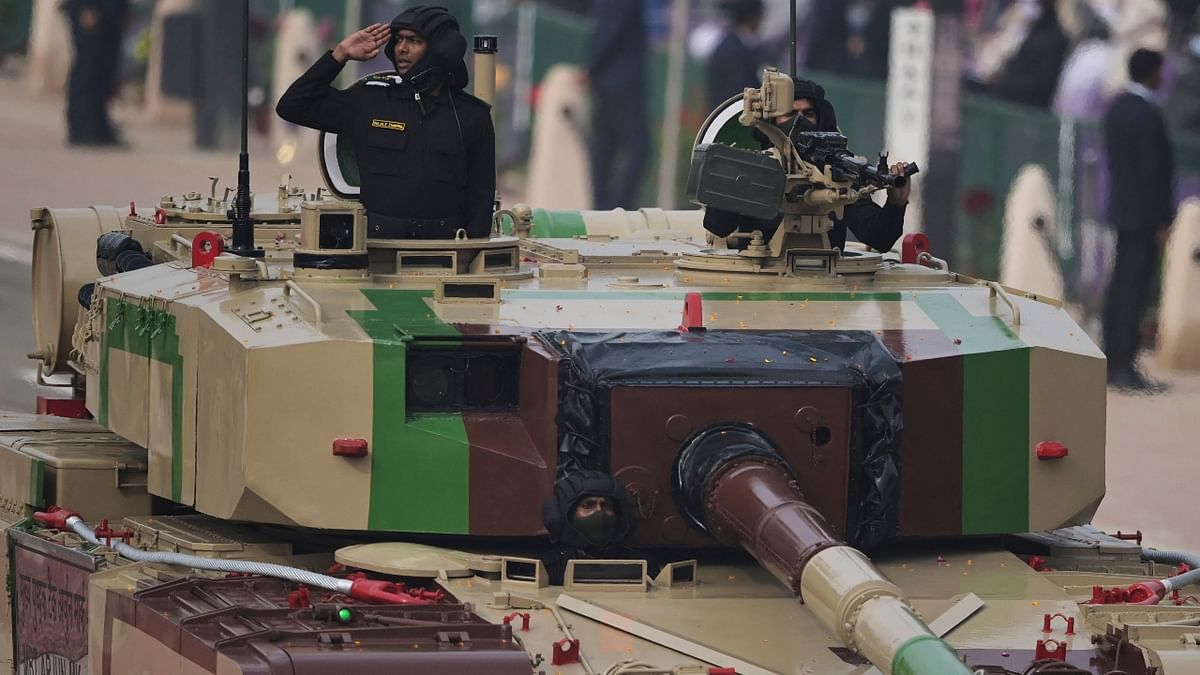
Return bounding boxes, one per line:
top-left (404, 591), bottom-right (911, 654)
top-left (348, 289), bottom-right (470, 533)
top-left (529, 209), bottom-right (587, 238)
top-left (101, 298), bottom-right (184, 501)
top-left (914, 293), bottom-right (1030, 534)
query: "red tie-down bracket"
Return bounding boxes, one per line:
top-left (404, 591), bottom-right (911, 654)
top-left (503, 612), bottom-right (531, 631)
top-left (1035, 638), bottom-right (1067, 661)
top-left (551, 638), bottom-right (580, 665)
top-left (191, 231), bottom-right (224, 269)
top-left (1042, 613), bottom-right (1075, 635)
top-left (900, 233), bottom-right (930, 264)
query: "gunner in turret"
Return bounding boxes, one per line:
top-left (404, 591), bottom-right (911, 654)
top-left (275, 6), bottom-right (495, 239)
top-left (703, 78), bottom-right (913, 252)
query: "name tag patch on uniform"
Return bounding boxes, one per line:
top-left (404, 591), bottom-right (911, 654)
top-left (371, 119), bottom-right (406, 131)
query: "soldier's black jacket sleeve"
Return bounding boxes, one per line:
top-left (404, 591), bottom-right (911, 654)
top-left (463, 103), bottom-right (498, 237)
top-left (841, 200), bottom-right (907, 252)
top-left (275, 51), bottom-right (353, 134)
top-left (702, 207), bottom-right (740, 237)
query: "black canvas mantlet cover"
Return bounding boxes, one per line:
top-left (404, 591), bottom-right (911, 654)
top-left (539, 330), bottom-right (904, 549)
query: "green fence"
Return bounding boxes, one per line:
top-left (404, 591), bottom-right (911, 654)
top-left (957, 94), bottom-right (1065, 279)
top-left (0, 0), bottom-right (32, 55)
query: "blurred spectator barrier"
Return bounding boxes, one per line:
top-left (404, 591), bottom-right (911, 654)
top-left (26, 0), bottom-right (70, 95)
top-left (1158, 199), bottom-right (1200, 371)
top-left (1000, 165), bottom-right (1066, 302)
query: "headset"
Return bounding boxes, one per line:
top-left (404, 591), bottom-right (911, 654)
top-left (385, 6), bottom-right (466, 150)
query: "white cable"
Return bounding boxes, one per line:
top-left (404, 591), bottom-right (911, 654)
top-left (65, 516), bottom-right (352, 594)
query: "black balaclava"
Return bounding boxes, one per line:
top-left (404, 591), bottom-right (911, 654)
top-left (385, 5), bottom-right (469, 93)
top-left (755, 77), bottom-right (839, 149)
top-left (542, 470), bottom-right (638, 551)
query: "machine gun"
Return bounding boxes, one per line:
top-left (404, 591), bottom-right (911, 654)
top-left (686, 67), bottom-right (918, 255)
top-left (790, 131), bottom-right (918, 192)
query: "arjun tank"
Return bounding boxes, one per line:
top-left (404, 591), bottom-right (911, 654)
top-left (4, 23), bottom-right (1199, 675)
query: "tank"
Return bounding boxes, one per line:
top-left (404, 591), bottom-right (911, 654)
top-left (5, 24), bottom-right (1200, 675)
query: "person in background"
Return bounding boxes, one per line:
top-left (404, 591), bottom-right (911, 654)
top-left (853, 0), bottom-right (917, 81)
top-left (989, 0), bottom-right (1069, 108)
top-left (804, 0), bottom-right (850, 74)
top-left (64, 0), bottom-right (129, 146)
top-left (705, 0), bottom-right (766, 112)
top-left (585, 0), bottom-right (649, 210)
top-left (1102, 48), bottom-right (1174, 392)
top-left (1053, 9), bottom-right (1115, 122)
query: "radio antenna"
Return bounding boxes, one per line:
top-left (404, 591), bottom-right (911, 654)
top-left (228, 0), bottom-right (262, 258)
top-left (790, 1), bottom-right (797, 78)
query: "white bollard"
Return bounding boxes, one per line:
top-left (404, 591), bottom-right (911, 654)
top-left (1158, 198), bottom-right (1200, 371)
top-left (527, 64), bottom-right (592, 210)
top-left (26, 0), bottom-right (72, 96)
top-left (1000, 165), bottom-right (1066, 301)
top-left (272, 9), bottom-right (321, 167)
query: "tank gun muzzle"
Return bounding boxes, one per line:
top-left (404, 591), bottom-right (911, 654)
top-left (672, 423), bottom-right (972, 675)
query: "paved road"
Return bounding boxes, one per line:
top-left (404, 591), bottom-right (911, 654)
top-left (0, 73), bottom-right (1197, 556)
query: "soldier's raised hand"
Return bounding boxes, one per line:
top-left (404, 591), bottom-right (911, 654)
top-left (333, 23), bottom-right (392, 64)
top-left (886, 162), bottom-right (912, 205)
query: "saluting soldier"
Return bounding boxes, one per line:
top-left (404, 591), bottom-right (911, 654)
top-left (276, 6), bottom-right (495, 239)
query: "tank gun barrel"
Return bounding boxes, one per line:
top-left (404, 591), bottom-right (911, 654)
top-left (673, 424), bottom-right (971, 675)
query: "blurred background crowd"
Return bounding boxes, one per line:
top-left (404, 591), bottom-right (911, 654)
top-left (1, 0), bottom-right (1199, 368)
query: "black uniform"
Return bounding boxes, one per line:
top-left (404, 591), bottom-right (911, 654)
top-left (276, 52), bottom-right (496, 238)
top-left (703, 200), bottom-right (906, 253)
top-left (64, 0), bottom-right (129, 145)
